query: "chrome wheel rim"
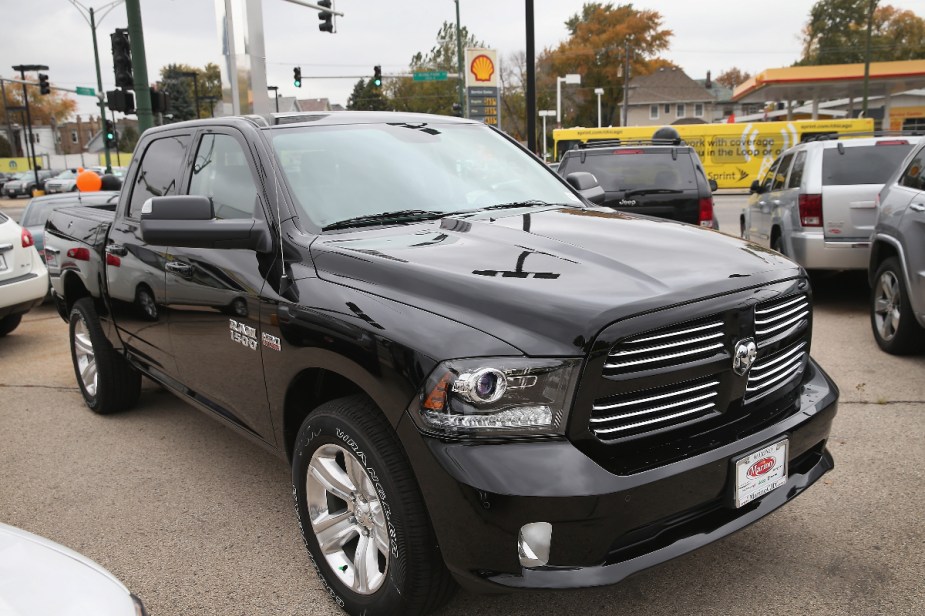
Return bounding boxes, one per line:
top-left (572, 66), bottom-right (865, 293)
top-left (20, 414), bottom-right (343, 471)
top-left (73, 318), bottom-right (98, 397)
top-left (306, 443), bottom-right (389, 595)
top-left (874, 270), bottom-right (901, 342)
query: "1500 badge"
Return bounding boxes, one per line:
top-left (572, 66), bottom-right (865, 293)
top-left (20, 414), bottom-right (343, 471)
top-left (229, 319), bottom-right (258, 350)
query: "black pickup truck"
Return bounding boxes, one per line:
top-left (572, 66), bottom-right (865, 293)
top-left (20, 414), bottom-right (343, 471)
top-left (46, 112), bottom-right (838, 616)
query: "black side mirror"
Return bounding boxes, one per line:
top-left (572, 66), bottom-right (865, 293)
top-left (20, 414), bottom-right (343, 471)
top-left (709, 179), bottom-right (718, 192)
top-left (140, 196), bottom-right (272, 252)
top-left (565, 171), bottom-right (605, 204)
top-left (749, 180), bottom-right (762, 194)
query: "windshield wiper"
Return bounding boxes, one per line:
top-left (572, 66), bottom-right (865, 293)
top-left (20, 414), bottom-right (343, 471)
top-left (478, 200), bottom-right (584, 211)
top-left (624, 188), bottom-right (684, 197)
top-left (323, 209), bottom-right (448, 231)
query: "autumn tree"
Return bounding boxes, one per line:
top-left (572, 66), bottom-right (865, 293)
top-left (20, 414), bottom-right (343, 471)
top-left (799, 0), bottom-right (925, 65)
top-left (542, 3), bottom-right (673, 129)
top-left (387, 21), bottom-right (484, 116)
top-left (714, 67), bottom-right (752, 89)
top-left (499, 51), bottom-right (527, 141)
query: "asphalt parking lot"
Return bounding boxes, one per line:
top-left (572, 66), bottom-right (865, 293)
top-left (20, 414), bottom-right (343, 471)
top-left (1, 194), bottom-right (923, 615)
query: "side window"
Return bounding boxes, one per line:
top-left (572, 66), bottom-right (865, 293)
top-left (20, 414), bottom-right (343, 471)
top-left (128, 135), bottom-right (191, 218)
top-left (188, 133), bottom-right (259, 220)
top-left (899, 152), bottom-right (925, 191)
top-left (761, 157), bottom-right (781, 191)
top-left (787, 150), bottom-right (807, 189)
top-left (771, 152), bottom-right (794, 191)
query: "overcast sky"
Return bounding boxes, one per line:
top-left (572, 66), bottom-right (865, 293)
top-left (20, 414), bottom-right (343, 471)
top-left (5, 0), bottom-right (922, 119)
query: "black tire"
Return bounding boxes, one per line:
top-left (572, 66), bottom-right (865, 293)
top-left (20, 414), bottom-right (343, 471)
top-left (292, 395), bottom-right (456, 616)
top-left (135, 285), bottom-right (158, 321)
top-left (68, 297), bottom-right (141, 413)
top-left (771, 234), bottom-right (787, 256)
top-left (870, 257), bottom-right (925, 355)
top-left (0, 314), bottom-right (23, 336)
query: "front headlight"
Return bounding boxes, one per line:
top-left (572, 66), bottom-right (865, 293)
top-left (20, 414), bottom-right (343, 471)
top-left (413, 357), bottom-right (581, 437)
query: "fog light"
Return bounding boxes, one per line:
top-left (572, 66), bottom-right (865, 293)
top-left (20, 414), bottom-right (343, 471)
top-left (518, 522), bottom-right (552, 568)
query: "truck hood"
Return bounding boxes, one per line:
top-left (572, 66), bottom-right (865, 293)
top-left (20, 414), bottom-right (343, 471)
top-left (310, 207), bottom-right (802, 356)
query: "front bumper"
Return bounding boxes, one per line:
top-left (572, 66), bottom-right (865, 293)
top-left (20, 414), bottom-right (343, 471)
top-left (397, 358), bottom-right (838, 592)
top-left (789, 231), bottom-right (869, 270)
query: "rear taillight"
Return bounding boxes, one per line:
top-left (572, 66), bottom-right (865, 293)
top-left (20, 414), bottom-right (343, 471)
top-left (21, 228), bottom-right (34, 248)
top-left (799, 194), bottom-right (823, 227)
top-left (106, 253), bottom-right (121, 267)
top-left (66, 247), bottom-right (91, 261)
top-left (698, 197), bottom-right (714, 227)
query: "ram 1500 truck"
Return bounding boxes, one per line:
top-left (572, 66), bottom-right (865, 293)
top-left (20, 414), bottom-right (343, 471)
top-left (46, 112), bottom-right (839, 616)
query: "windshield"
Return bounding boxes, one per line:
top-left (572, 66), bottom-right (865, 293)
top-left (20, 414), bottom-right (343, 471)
top-left (560, 150), bottom-right (697, 192)
top-left (54, 170), bottom-right (78, 180)
top-left (269, 122), bottom-right (581, 229)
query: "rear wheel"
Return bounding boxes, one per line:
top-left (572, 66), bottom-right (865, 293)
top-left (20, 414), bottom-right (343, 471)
top-left (0, 314), bottom-right (23, 336)
top-left (292, 395), bottom-right (455, 616)
top-left (69, 297), bottom-right (141, 413)
top-left (870, 257), bottom-right (925, 355)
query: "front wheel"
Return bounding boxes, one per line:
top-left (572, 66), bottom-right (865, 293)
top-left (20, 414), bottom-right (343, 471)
top-left (870, 257), bottom-right (925, 355)
top-left (292, 395), bottom-right (455, 616)
top-left (69, 297), bottom-right (141, 413)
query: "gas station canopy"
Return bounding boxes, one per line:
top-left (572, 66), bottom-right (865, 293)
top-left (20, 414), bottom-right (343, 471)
top-left (732, 60), bottom-right (925, 103)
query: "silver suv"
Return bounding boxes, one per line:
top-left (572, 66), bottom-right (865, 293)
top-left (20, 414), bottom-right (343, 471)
top-left (869, 140), bottom-right (925, 354)
top-left (742, 136), bottom-right (922, 270)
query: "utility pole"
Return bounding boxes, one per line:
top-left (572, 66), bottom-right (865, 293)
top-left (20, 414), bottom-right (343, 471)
top-left (454, 0), bottom-right (465, 118)
top-left (125, 0), bottom-right (153, 132)
top-left (861, 0), bottom-right (876, 118)
top-left (621, 40), bottom-right (631, 127)
top-left (11, 65), bottom-right (47, 188)
top-left (90, 9), bottom-right (113, 172)
top-left (0, 79), bottom-right (17, 154)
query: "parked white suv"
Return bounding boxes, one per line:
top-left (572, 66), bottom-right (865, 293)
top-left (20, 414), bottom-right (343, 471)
top-left (0, 211), bottom-right (49, 336)
top-left (869, 140), bottom-right (925, 354)
top-left (741, 136), bottom-right (922, 270)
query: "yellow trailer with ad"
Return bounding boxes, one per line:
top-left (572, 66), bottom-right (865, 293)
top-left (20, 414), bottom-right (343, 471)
top-left (552, 118), bottom-right (874, 189)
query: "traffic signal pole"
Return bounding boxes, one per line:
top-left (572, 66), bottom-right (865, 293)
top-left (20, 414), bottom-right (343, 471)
top-left (89, 8), bottom-right (113, 173)
top-left (125, 0), bottom-right (153, 132)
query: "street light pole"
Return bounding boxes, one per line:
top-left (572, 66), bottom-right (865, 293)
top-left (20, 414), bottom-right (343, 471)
top-left (180, 71), bottom-right (201, 118)
top-left (539, 109), bottom-right (555, 161)
top-left (11, 64), bottom-right (47, 189)
top-left (594, 87), bottom-right (604, 127)
top-left (622, 41), bottom-right (632, 127)
top-left (454, 0), bottom-right (465, 118)
top-left (556, 73), bottom-right (581, 127)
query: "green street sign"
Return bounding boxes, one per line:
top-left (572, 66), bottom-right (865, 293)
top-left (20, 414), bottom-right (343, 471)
top-left (413, 71), bottom-right (448, 82)
top-left (75, 86), bottom-right (96, 96)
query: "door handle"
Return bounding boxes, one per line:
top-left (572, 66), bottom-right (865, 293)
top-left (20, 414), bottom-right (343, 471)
top-left (166, 261), bottom-right (193, 277)
top-left (910, 203), bottom-right (925, 212)
top-left (106, 244), bottom-right (127, 256)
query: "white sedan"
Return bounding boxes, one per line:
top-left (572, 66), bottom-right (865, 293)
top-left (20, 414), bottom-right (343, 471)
top-left (0, 522), bottom-right (147, 615)
top-left (0, 210), bottom-right (48, 336)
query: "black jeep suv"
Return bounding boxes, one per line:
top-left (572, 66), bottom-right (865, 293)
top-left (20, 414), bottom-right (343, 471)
top-left (558, 136), bottom-right (718, 228)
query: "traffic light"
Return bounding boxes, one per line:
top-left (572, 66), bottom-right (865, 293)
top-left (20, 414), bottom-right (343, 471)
top-left (149, 88), bottom-right (169, 114)
top-left (451, 102), bottom-right (462, 117)
top-left (373, 65), bottom-right (382, 88)
top-left (293, 66), bottom-right (302, 88)
top-left (106, 89), bottom-right (136, 114)
top-left (110, 28), bottom-right (134, 89)
top-left (318, 0), bottom-right (334, 33)
top-left (104, 120), bottom-right (116, 148)
top-left (38, 73), bottom-right (50, 95)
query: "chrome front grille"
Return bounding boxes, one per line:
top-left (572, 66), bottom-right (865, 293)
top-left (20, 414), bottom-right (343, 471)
top-left (746, 342), bottom-right (807, 401)
top-left (604, 316), bottom-right (724, 375)
top-left (590, 378), bottom-right (721, 440)
top-left (755, 294), bottom-right (810, 343)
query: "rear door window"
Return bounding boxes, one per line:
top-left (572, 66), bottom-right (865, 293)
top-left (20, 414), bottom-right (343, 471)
top-left (822, 143), bottom-right (915, 185)
top-left (771, 153), bottom-right (794, 191)
top-left (787, 151), bottom-right (807, 189)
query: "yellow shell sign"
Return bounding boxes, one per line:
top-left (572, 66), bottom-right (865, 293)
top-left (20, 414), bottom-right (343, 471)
top-left (470, 54), bottom-right (494, 83)
top-left (465, 48), bottom-right (498, 88)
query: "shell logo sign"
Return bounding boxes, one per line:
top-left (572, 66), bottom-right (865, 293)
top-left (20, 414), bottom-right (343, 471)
top-left (470, 54), bottom-right (494, 83)
top-left (465, 48), bottom-right (498, 88)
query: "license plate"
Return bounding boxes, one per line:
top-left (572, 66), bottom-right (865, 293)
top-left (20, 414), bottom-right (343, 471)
top-left (733, 439), bottom-right (788, 508)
